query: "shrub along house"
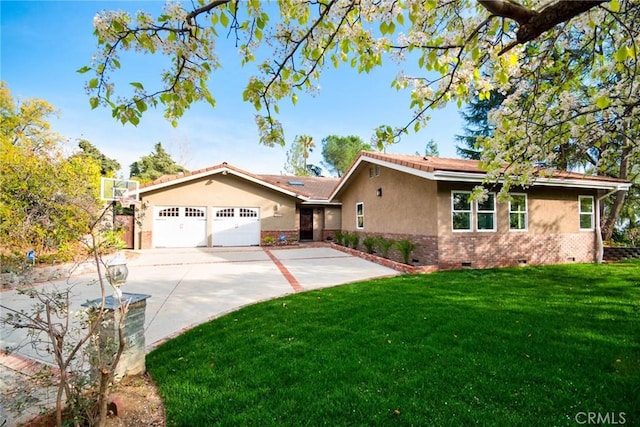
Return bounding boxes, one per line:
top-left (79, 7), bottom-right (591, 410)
top-left (134, 162), bottom-right (340, 249)
top-left (329, 151), bottom-right (631, 270)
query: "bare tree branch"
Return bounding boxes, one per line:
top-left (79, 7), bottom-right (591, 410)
top-left (186, 0), bottom-right (230, 24)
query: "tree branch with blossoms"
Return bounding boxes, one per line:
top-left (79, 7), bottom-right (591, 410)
top-left (83, 0), bottom-right (639, 199)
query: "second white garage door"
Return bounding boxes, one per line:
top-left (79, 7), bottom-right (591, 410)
top-left (212, 207), bottom-right (260, 246)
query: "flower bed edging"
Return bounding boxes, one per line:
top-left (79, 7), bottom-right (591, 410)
top-left (330, 243), bottom-right (438, 274)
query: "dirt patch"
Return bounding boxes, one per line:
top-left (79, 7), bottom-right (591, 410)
top-left (22, 373), bottom-right (165, 427)
top-left (104, 373), bottom-right (165, 427)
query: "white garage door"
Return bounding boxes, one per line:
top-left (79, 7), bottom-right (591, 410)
top-left (212, 207), bottom-right (260, 246)
top-left (153, 206), bottom-right (207, 248)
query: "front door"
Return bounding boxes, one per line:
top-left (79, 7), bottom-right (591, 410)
top-left (300, 208), bottom-right (314, 241)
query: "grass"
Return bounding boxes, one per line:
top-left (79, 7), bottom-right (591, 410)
top-left (147, 261), bottom-right (640, 426)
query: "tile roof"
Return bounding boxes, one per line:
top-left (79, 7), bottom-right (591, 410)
top-left (257, 175), bottom-right (340, 200)
top-left (360, 151), bottom-right (485, 174)
top-left (138, 162), bottom-right (339, 201)
top-left (357, 151), bottom-right (629, 184)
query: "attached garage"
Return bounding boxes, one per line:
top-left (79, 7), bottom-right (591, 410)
top-left (212, 207), bottom-right (260, 246)
top-left (153, 206), bottom-right (207, 248)
top-left (135, 163), bottom-right (341, 249)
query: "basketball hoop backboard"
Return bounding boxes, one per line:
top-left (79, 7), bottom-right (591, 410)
top-left (100, 178), bottom-right (139, 202)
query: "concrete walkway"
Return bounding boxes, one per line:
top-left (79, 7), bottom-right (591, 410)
top-left (0, 245), bottom-right (398, 426)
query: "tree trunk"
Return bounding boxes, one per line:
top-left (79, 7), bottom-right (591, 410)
top-left (96, 369), bottom-right (110, 427)
top-left (602, 190), bottom-right (627, 242)
top-left (601, 146), bottom-right (631, 242)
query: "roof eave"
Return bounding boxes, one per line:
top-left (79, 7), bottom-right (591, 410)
top-left (300, 199), bottom-right (342, 205)
top-left (329, 155), bottom-right (437, 200)
top-left (434, 170), bottom-right (631, 191)
top-left (139, 167), bottom-right (307, 199)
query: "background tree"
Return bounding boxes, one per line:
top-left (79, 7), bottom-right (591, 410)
top-left (0, 83), bottom-right (102, 259)
top-left (613, 163), bottom-right (640, 244)
top-left (455, 91), bottom-right (506, 160)
top-left (73, 139), bottom-right (121, 177)
top-left (421, 139), bottom-right (440, 157)
top-left (586, 135), bottom-right (639, 242)
top-left (129, 142), bottom-right (188, 183)
top-left (283, 134), bottom-right (321, 176)
top-left (321, 135), bottom-right (371, 177)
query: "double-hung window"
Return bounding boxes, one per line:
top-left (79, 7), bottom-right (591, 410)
top-left (579, 196), bottom-right (594, 230)
top-left (509, 194), bottom-right (528, 231)
top-left (356, 202), bottom-right (364, 229)
top-left (477, 193), bottom-right (496, 231)
top-left (452, 191), bottom-right (472, 231)
top-left (452, 191), bottom-right (497, 232)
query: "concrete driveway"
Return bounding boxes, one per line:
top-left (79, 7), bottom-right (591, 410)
top-left (1, 245), bottom-right (398, 425)
top-left (1, 245), bottom-right (398, 360)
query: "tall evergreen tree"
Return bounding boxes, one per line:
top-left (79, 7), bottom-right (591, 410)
top-left (321, 135), bottom-right (371, 177)
top-left (455, 91), bottom-right (505, 160)
top-left (419, 139), bottom-right (440, 157)
top-left (130, 142), bottom-right (188, 183)
top-left (75, 139), bottom-right (121, 176)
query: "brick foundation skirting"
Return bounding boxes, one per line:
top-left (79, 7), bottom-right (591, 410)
top-left (330, 243), bottom-right (438, 274)
top-left (438, 233), bottom-right (595, 270)
top-left (261, 230), bottom-right (298, 243)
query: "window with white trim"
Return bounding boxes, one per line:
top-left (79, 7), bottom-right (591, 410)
top-left (476, 193), bottom-right (496, 231)
top-left (452, 191), bottom-right (472, 231)
top-left (356, 202), bottom-right (364, 229)
top-left (509, 194), bottom-right (528, 231)
top-left (579, 196), bottom-right (594, 230)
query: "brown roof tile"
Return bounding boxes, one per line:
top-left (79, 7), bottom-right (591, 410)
top-left (258, 175), bottom-right (340, 200)
top-left (358, 151), bottom-right (629, 183)
top-left (139, 162), bottom-right (339, 200)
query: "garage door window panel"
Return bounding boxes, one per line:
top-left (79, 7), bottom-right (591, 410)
top-left (186, 207), bottom-right (205, 217)
top-left (216, 208), bottom-right (235, 218)
top-left (240, 208), bottom-right (258, 218)
top-left (159, 207), bottom-right (179, 217)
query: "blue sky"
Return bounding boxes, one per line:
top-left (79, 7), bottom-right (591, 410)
top-left (1, 1), bottom-right (465, 176)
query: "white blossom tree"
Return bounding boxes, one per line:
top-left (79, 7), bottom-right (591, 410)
top-left (83, 0), bottom-right (639, 196)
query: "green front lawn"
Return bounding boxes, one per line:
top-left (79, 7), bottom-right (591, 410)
top-left (147, 261), bottom-right (640, 426)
